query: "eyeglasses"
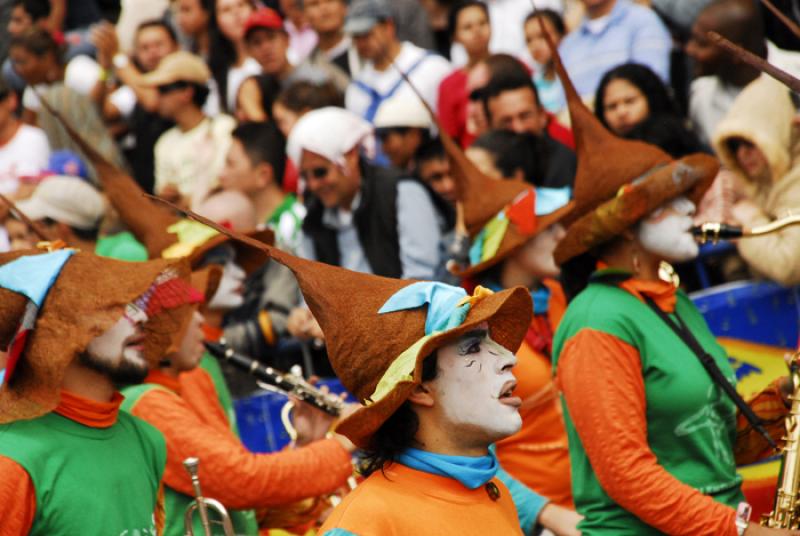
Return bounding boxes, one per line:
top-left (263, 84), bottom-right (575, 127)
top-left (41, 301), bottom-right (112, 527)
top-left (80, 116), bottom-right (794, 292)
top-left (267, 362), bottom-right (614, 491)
top-left (300, 166), bottom-right (331, 182)
top-left (157, 81), bottom-right (190, 94)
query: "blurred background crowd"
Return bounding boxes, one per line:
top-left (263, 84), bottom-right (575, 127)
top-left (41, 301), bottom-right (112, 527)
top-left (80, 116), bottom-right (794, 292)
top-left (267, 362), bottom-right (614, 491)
top-left (1, 0), bottom-right (799, 389)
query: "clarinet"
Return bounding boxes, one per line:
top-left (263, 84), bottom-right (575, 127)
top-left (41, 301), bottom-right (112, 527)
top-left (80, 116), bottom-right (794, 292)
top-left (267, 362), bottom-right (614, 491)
top-left (204, 340), bottom-right (343, 416)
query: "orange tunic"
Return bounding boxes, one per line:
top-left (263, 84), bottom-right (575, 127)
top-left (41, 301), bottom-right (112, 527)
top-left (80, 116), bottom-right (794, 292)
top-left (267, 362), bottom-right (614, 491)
top-left (128, 369), bottom-right (354, 510)
top-left (495, 279), bottom-right (572, 507)
top-left (320, 463), bottom-right (523, 536)
top-left (0, 391), bottom-right (165, 535)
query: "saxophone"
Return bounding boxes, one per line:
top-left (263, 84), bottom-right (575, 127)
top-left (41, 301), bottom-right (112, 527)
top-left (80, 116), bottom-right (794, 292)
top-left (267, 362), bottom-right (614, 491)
top-left (762, 352), bottom-right (800, 528)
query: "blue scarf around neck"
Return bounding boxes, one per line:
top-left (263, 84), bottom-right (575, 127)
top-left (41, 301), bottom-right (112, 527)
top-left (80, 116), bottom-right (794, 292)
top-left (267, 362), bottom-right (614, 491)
top-left (396, 447), bottom-right (498, 489)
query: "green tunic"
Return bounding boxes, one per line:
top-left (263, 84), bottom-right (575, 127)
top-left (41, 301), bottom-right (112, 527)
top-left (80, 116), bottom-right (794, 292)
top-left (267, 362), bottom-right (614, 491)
top-left (121, 383), bottom-right (259, 536)
top-left (0, 410), bottom-right (166, 535)
top-left (552, 279), bottom-right (744, 535)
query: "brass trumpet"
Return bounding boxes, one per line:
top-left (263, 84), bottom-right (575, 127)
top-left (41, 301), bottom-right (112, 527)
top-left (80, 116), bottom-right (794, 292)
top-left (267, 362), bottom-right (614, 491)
top-left (692, 214), bottom-right (800, 244)
top-left (183, 457), bottom-right (235, 536)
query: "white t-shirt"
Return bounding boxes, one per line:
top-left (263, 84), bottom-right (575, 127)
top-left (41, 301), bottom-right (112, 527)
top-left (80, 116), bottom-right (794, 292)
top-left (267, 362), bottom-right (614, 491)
top-left (0, 124), bottom-right (50, 194)
top-left (154, 114), bottom-right (236, 208)
top-left (226, 57), bottom-right (262, 113)
top-left (345, 42), bottom-right (452, 119)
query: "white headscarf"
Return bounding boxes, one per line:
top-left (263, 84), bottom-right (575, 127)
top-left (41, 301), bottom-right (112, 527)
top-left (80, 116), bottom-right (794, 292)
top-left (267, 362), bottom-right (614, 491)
top-left (287, 107), bottom-right (376, 167)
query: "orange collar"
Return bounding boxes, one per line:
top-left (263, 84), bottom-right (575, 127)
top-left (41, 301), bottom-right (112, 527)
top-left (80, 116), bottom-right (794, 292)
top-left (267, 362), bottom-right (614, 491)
top-left (619, 278), bottom-right (677, 313)
top-left (54, 390), bottom-right (122, 428)
top-left (145, 369), bottom-right (182, 394)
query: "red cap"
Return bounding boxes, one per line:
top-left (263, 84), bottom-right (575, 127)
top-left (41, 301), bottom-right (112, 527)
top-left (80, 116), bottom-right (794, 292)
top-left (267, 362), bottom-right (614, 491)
top-left (244, 7), bottom-right (284, 36)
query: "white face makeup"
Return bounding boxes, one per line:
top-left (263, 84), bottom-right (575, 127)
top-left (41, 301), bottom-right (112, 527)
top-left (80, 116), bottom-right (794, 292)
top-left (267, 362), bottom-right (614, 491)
top-left (517, 223), bottom-right (567, 279)
top-left (208, 260), bottom-right (246, 310)
top-left (428, 324), bottom-right (522, 445)
top-left (637, 196), bottom-right (699, 263)
top-left (82, 303), bottom-right (150, 384)
top-left (170, 311), bottom-right (206, 372)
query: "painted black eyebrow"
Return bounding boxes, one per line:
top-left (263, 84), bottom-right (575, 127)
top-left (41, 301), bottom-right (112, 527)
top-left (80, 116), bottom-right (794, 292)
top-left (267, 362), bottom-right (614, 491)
top-left (458, 329), bottom-right (488, 343)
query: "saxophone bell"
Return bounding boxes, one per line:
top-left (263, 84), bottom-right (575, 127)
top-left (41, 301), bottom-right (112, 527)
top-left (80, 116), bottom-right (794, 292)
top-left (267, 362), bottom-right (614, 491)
top-left (761, 351), bottom-right (800, 528)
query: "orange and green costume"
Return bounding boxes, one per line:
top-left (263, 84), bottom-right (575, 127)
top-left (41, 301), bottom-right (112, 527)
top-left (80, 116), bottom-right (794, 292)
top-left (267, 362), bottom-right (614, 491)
top-left (552, 273), bottom-right (788, 535)
top-left (121, 368), bottom-right (353, 536)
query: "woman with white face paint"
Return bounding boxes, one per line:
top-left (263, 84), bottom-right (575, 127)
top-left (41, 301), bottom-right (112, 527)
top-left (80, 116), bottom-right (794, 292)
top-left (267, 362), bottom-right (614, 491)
top-left (548, 46), bottom-right (795, 535)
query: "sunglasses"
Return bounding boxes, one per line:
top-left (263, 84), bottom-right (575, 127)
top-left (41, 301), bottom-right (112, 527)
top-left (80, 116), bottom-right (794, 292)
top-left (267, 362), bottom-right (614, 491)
top-left (157, 81), bottom-right (190, 94)
top-left (300, 166), bottom-right (331, 181)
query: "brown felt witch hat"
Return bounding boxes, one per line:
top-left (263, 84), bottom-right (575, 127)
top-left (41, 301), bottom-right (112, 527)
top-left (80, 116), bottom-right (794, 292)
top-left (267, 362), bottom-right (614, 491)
top-left (39, 97), bottom-right (273, 273)
top-left (146, 202), bottom-right (533, 448)
top-left (390, 58), bottom-right (574, 279)
top-left (0, 247), bottom-right (198, 423)
top-left (530, 13), bottom-right (718, 264)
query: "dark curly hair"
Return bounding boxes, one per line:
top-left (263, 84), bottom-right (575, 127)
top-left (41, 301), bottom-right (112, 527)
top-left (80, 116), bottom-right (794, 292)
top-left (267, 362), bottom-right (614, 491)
top-left (359, 352), bottom-right (439, 477)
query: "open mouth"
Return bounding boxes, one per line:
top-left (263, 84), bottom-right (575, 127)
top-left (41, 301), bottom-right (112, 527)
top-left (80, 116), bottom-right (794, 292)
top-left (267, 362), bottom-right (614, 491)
top-left (498, 380), bottom-right (521, 407)
top-left (125, 333), bottom-right (145, 349)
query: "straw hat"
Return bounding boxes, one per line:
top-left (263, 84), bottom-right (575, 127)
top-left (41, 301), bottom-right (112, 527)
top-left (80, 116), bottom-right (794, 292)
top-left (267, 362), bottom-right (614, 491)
top-left (0, 248), bottom-right (198, 423)
top-left (539, 20), bottom-right (718, 265)
top-left (144, 207), bottom-right (534, 449)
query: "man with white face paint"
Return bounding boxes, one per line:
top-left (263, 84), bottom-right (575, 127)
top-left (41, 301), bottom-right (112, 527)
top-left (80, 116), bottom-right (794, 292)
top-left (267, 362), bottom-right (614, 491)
top-left (121, 270), bottom-right (358, 536)
top-left (548, 32), bottom-right (795, 533)
top-left (0, 248), bottom-right (202, 535)
top-left (185, 228), bottom-right (573, 535)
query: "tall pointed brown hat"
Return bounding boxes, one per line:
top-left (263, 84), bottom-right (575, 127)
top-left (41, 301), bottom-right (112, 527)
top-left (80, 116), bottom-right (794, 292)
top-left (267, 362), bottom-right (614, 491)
top-left (531, 12), bottom-right (719, 264)
top-left (0, 247), bottom-right (197, 423)
top-left (392, 61), bottom-right (573, 278)
top-left (39, 97), bottom-right (272, 272)
top-left (149, 200), bottom-right (533, 448)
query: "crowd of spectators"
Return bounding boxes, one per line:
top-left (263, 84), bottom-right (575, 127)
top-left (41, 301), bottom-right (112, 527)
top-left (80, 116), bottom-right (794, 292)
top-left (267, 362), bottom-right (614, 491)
top-left (2, 0), bottom-right (800, 373)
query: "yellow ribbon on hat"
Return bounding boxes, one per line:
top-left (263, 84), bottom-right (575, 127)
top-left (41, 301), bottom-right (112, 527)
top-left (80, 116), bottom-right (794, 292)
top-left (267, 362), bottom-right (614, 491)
top-left (364, 285), bottom-right (494, 406)
top-left (161, 219), bottom-right (220, 259)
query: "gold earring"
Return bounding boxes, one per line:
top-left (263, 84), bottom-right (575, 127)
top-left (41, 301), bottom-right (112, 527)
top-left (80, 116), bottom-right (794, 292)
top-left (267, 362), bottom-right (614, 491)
top-left (632, 251), bottom-right (641, 274)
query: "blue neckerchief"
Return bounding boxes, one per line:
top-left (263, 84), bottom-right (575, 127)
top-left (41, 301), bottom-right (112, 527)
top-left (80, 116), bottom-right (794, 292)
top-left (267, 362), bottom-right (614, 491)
top-left (531, 286), bottom-right (550, 315)
top-left (483, 279), bottom-right (550, 316)
top-left (396, 447), bottom-right (498, 489)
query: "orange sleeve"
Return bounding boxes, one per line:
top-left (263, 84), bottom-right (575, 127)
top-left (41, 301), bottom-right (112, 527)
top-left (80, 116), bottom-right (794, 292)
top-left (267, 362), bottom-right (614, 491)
top-left (0, 455), bottom-right (36, 534)
top-left (130, 389), bottom-right (353, 510)
top-left (735, 378), bottom-right (790, 465)
top-left (556, 329), bottom-right (738, 536)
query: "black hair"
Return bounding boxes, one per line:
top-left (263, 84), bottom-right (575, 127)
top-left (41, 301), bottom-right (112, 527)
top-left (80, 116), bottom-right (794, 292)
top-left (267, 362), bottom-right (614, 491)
top-left (523, 9), bottom-right (565, 37)
top-left (231, 121), bottom-right (287, 186)
top-left (415, 137), bottom-right (446, 165)
top-left (359, 352), bottom-right (439, 477)
top-left (208, 0), bottom-right (255, 113)
top-left (471, 129), bottom-right (548, 185)
top-left (135, 19), bottom-right (179, 45)
top-left (13, 0), bottom-right (51, 22)
top-left (42, 217), bottom-right (100, 242)
top-left (624, 114), bottom-right (707, 158)
top-left (481, 72), bottom-right (541, 122)
top-left (593, 63), bottom-right (679, 130)
top-left (10, 27), bottom-right (66, 65)
top-left (275, 79), bottom-right (344, 112)
top-left (447, 0), bottom-right (489, 40)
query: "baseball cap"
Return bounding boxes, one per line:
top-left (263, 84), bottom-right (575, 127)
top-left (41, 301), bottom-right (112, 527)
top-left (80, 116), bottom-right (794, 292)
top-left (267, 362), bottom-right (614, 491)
top-left (16, 176), bottom-right (105, 231)
top-left (344, 0), bottom-right (392, 35)
top-left (373, 94), bottom-right (433, 130)
top-left (244, 7), bottom-right (284, 38)
top-left (140, 51), bottom-right (211, 87)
